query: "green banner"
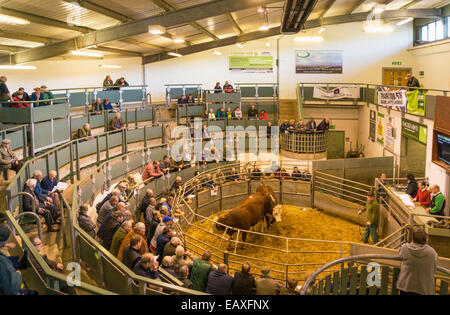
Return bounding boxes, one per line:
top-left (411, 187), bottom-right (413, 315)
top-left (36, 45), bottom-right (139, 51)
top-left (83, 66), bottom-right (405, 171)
top-left (229, 54), bottom-right (273, 72)
top-left (401, 118), bottom-right (427, 144)
top-left (407, 90), bottom-right (426, 116)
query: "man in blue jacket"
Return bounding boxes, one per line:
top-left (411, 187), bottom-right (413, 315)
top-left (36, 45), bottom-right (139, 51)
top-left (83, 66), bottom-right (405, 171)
top-left (0, 225), bottom-right (22, 295)
top-left (206, 263), bottom-right (234, 295)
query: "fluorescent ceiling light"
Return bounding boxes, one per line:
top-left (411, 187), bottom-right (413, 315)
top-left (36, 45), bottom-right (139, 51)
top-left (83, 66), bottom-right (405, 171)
top-left (0, 14), bottom-right (29, 25)
top-left (396, 17), bottom-right (413, 26)
top-left (318, 27), bottom-right (326, 34)
top-left (0, 65), bottom-right (36, 70)
top-left (99, 65), bottom-right (121, 69)
top-left (257, 6), bottom-right (265, 13)
top-left (294, 36), bottom-right (323, 42)
top-left (364, 25), bottom-right (393, 33)
top-left (237, 43), bottom-right (243, 48)
top-left (148, 25), bottom-right (166, 35)
top-left (266, 42), bottom-right (270, 47)
top-left (168, 52), bottom-right (183, 57)
top-left (213, 50), bottom-right (222, 55)
top-left (260, 24), bottom-right (270, 31)
top-left (71, 50), bottom-right (104, 57)
top-left (173, 38), bottom-right (185, 43)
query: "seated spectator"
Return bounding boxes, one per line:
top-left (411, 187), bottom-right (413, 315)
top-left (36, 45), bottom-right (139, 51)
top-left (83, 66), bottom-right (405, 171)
top-left (99, 211), bottom-right (125, 250)
top-left (291, 167), bottom-right (302, 181)
top-left (173, 245), bottom-right (194, 275)
top-left (275, 168), bottom-right (290, 180)
top-left (40, 85), bottom-right (54, 105)
top-left (33, 170), bottom-right (56, 206)
top-left (227, 167), bottom-right (240, 182)
top-left (191, 251), bottom-right (215, 292)
top-left (110, 112), bottom-right (125, 131)
top-left (280, 121), bottom-right (289, 133)
top-left (396, 226), bottom-right (438, 295)
top-left (40, 170), bottom-right (61, 209)
top-left (317, 118), bottom-right (330, 131)
top-left (142, 160), bottom-right (164, 183)
top-left (160, 155), bottom-right (173, 175)
top-left (91, 98), bottom-right (104, 112)
top-left (213, 169), bottom-right (226, 185)
top-left (178, 265), bottom-right (193, 289)
top-left (202, 173), bottom-right (217, 191)
top-left (214, 82), bottom-right (222, 93)
top-left (102, 98), bottom-right (113, 110)
top-left (250, 167), bottom-right (263, 180)
top-left (226, 107), bottom-right (233, 119)
top-left (122, 234), bottom-right (143, 270)
top-left (406, 173), bottom-right (418, 199)
top-left (427, 185), bottom-right (446, 219)
top-left (223, 81), bottom-right (234, 93)
top-left (114, 77), bottom-right (129, 89)
top-left (150, 216), bottom-right (173, 254)
top-left (259, 110), bottom-right (268, 120)
top-left (208, 108), bottom-right (216, 120)
top-left (117, 222), bottom-right (148, 261)
top-left (414, 181), bottom-right (431, 208)
top-left (306, 117), bottom-right (317, 131)
top-left (78, 204), bottom-right (96, 238)
top-left (187, 94), bottom-right (195, 104)
top-left (30, 87), bottom-right (44, 106)
top-left (161, 256), bottom-right (178, 278)
top-left (23, 178), bottom-right (59, 232)
top-left (110, 220), bottom-right (133, 257)
top-left (97, 196), bottom-right (119, 226)
top-left (178, 95), bottom-right (188, 105)
top-left (103, 75), bottom-right (114, 90)
top-left (302, 169), bottom-right (312, 182)
top-left (234, 107), bottom-right (242, 120)
top-left (255, 267), bottom-right (281, 295)
top-left (280, 276), bottom-right (299, 295)
top-left (206, 146), bottom-right (221, 163)
top-left (11, 91), bottom-right (29, 108)
top-left (247, 105), bottom-right (258, 120)
top-left (133, 253), bottom-right (161, 283)
top-left (203, 109), bottom-right (209, 120)
top-left (74, 123), bottom-right (92, 141)
top-left (216, 107), bottom-right (226, 120)
top-left (287, 119), bottom-right (296, 133)
top-left (232, 262), bottom-right (255, 295)
top-left (12, 87), bottom-right (30, 101)
top-left (156, 227), bottom-right (173, 264)
top-left (207, 263), bottom-right (234, 295)
top-left (0, 139), bottom-right (23, 181)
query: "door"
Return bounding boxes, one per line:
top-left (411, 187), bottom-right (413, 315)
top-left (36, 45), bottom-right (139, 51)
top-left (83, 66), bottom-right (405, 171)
top-left (327, 131), bottom-right (345, 159)
top-left (400, 136), bottom-right (426, 178)
top-left (383, 68), bottom-right (411, 87)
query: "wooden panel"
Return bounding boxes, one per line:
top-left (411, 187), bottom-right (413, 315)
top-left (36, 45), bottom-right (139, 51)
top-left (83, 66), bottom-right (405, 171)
top-left (440, 280), bottom-right (448, 295)
top-left (359, 266), bottom-right (368, 295)
top-left (340, 268), bottom-right (349, 295)
top-left (380, 266), bottom-right (390, 295)
top-left (324, 274), bottom-right (332, 295)
top-left (391, 267), bottom-right (400, 295)
top-left (318, 279), bottom-right (324, 295)
top-left (349, 266), bottom-right (358, 295)
top-left (434, 96), bottom-right (450, 134)
top-left (332, 271), bottom-right (340, 295)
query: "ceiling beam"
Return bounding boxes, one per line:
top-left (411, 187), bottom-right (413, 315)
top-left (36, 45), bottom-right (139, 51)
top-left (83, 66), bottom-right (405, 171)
top-left (120, 38), bottom-right (169, 51)
top-left (0, 30), bottom-right (55, 44)
top-left (319, 0), bottom-right (337, 19)
top-left (143, 8), bottom-right (443, 64)
top-left (401, 0), bottom-right (422, 9)
top-left (346, 0), bottom-right (367, 14)
top-left (227, 13), bottom-right (244, 35)
top-left (88, 46), bottom-right (143, 56)
top-left (69, 0), bottom-right (132, 22)
top-left (149, 0), bottom-right (220, 40)
top-left (0, 0), bottom-right (279, 65)
top-left (0, 44), bottom-right (27, 53)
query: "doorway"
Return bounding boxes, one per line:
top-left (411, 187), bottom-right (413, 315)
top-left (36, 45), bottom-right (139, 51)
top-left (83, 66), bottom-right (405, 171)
top-left (328, 131), bottom-right (345, 159)
top-left (400, 136), bottom-right (427, 178)
top-left (382, 68), bottom-right (412, 87)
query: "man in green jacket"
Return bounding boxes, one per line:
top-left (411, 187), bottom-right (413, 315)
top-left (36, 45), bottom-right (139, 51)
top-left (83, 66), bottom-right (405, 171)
top-left (427, 185), bottom-right (446, 219)
top-left (190, 251), bottom-right (215, 292)
top-left (109, 220), bottom-right (132, 257)
top-left (358, 191), bottom-right (380, 244)
top-left (41, 85), bottom-right (54, 105)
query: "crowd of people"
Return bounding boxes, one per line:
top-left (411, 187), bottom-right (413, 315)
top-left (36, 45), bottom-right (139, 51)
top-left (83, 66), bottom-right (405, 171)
top-left (102, 75), bottom-right (129, 90)
top-left (280, 118), bottom-right (330, 133)
top-left (200, 105), bottom-right (270, 121)
top-left (0, 75), bottom-right (55, 107)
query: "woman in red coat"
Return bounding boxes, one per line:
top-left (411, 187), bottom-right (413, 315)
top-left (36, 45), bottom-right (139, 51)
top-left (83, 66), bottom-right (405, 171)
top-left (11, 92), bottom-right (30, 108)
top-left (414, 181), bottom-right (431, 207)
top-left (259, 110), bottom-right (269, 120)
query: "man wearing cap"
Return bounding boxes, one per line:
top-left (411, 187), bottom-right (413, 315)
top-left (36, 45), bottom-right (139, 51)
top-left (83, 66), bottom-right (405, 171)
top-left (41, 85), bottom-right (54, 105)
top-left (0, 225), bottom-right (23, 295)
top-left (358, 191), bottom-right (380, 244)
top-left (0, 139), bottom-right (23, 181)
top-left (406, 74), bottom-right (420, 90)
top-left (150, 216), bottom-right (173, 253)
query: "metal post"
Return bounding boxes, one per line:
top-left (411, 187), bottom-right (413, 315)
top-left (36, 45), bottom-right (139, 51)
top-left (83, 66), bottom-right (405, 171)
top-left (96, 136), bottom-right (100, 166)
top-left (255, 84), bottom-right (259, 105)
top-left (69, 143), bottom-right (74, 183)
top-left (85, 88), bottom-right (89, 113)
top-left (142, 86), bottom-right (146, 108)
top-left (119, 88), bottom-right (123, 110)
top-left (75, 140), bottom-right (80, 180)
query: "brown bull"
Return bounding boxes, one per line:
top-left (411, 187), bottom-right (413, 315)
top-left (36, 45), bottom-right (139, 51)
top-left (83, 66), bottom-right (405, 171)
top-left (212, 183), bottom-right (281, 246)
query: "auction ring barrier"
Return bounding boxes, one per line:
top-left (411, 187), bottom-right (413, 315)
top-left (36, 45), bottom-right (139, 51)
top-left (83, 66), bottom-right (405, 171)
top-left (280, 131), bottom-right (328, 155)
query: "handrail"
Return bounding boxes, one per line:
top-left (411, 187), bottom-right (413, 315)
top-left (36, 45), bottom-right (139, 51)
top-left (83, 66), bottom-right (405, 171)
top-left (297, 82), bottom-right (449, 93)
top-left (6, 97), bottom-right (69, 104)
top-left (50, 85), bottom-right (148, 92)
top-left (300, 254), bottom-right (450, 295)
top-left (4, 210), bottom-right (116, 295)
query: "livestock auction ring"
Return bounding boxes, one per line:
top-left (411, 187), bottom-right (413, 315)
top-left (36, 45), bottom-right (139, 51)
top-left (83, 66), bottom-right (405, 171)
top-left (172, 162), bottom-right (363, 283)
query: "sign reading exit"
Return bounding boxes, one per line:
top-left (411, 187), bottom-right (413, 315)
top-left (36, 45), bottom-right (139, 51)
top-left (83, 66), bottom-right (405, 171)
top-left (392, 61), bottom-right (402, 66)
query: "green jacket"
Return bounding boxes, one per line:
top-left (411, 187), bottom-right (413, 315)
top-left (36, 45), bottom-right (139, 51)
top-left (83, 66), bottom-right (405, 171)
top-left (0, 252), bottom-right (22, 295)
top-left (190, 258), bottom-right (214, 292)
top-left (109, 227), bottom-right (128, 257)
top-left (76, 126), bottom-right (92, 139)
top-left (42, 91), bottom-right (54, 100)
top-left (361, 199), bottom-right (379, 225)
top-left (430, 193), bottom-right (445, 214)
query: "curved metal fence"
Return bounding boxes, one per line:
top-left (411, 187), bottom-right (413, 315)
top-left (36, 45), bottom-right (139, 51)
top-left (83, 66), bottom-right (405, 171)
top-left (280, 131), bottom-right (328, 154)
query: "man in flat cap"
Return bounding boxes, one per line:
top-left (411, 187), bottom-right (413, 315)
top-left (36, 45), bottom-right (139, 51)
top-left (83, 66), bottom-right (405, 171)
top-left (0, 139), bottom-right (23, 181)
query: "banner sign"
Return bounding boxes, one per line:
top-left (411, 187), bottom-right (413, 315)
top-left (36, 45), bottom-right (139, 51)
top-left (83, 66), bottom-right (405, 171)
top-left (407, 89), bottom-right (426, 116)
top-left (375, 86), bottom-right (427, 116)
top-left (377, 112), bottom-right (385, 145)
top-left (295, 50), bottom-right (343, 73)
top-left (370, 110), bottom-right (376, 142)
top-left (385, 116), bottom-right (395, 152)
top-left (401, 118), bottom-right (427, 144)
top-left (313, 85), bottom-right (360, 99)
top-left (229, 52), bottom-right (273, 73)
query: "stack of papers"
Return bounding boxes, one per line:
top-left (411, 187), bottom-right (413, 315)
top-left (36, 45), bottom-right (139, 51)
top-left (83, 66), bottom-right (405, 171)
top-left (51, 182), bottom-right (68, 192)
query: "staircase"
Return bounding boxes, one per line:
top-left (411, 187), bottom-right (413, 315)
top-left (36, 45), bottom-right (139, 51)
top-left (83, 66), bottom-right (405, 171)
top-left (278, 99), bottom-right (300, 122)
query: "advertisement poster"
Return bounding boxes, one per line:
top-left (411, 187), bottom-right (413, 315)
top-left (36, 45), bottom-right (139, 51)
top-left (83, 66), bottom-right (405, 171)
top-left (370, 110), bottom-right (376, 142)
top-left (313, 85), bottom-right (360, 99)
top-left (401, 118), bottom-right (427, 145)
top-left (229, 52), bottom-right (273, 73)
top-left (295, 50), bottom-right (343, 73)
top-left (407, 90), bottom-right (426, 116)
top-left (377, 112), bottom-right (385, 145)
top-left (376, 87), bottom-right (407, 111)
top-left (385, 116), bottom-right (395, 152)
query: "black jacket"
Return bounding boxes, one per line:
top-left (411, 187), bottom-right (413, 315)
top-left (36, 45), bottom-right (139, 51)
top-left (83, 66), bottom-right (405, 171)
top-left (232, 271), bottom-right (255, 295)
top-left (101, 218), bottom-right (121, 250)
top-left (306, 120), bottom-right (316, 131)
top-left (78, 212), bottom-right (96, 238)
top-left (22, 186), bottom-right (40, 212)
top-left (122, 246), bottom-right (141, 270)
top-left (406, 180), bottom-right (418, 198)
top-left (206, 270), bottom-right (234, 295)
top-left (247, 108), bottom-right (258, 118)
top-left (317, 119), bottom-right (329, 131)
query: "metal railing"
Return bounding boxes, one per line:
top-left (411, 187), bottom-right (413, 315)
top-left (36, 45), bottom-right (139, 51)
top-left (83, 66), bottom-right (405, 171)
top-left (165, 84), bottom-right (203, 106)
top-left (0, 124), bottom-right (28, 159)
top-left (280, 131), bottom-right (328, 155)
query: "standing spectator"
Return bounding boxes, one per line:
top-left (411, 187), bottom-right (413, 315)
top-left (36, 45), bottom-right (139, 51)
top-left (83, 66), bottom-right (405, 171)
top-left (202, 109), bottom-right (209, 120)
top-left (11, 91), bottom-right (29, 108)
top-left (247, 105), bottom-right (258, 120)
top-left (97, 196), bottom-right (119, 226)
top-left (139, 189), bottom-right (154, 220)
top-left (122, 235), bottom-right (143, 270)
top-left (191, 251), bottom-right (215, 292)
top-left (117, 222), bottom-right (148, 261)
top-left (170, 176), bottom-right (183, 196)
top-left (259, 110), bottom-right (268, 120)
top-left (0, 225), bottom-right (22, 295)
top-left (280, 121), bottom-right (289, 133)
top-left (306, 118), bottom-right (316, 131)
top-left (12, 87), bottom-right (30, 101)
top-left (0, 76), bottom-right (12, 105)
top-left (414, 181), bottom-right (431, 208)
top-left (161, 256), bottom-right (178, 278)
top-left (206, 263), bottom-right (234, 295)
top-left (30, 87), bottom-right (44, 106)
top-left (187, 94), bottom-right (195, 104)
top-left (358, 191), bottom-right (379, 244)
top-left (0, 139), bottom-right (23, 181)
top-left (255, 267), bottom-right (281, 295)
top-left (427, 185), bottom-right (446, 219)
top-left (110, 112), bottom-right (125, 131)
top-left (103, 75), bottom-right (114, 90)
top-left (213, 82), bottom-right (222, 93)
top-left (232, 262), bottom-right (255, 295)
top-left (78, 204), bottom-right (96, 238)
top-left (295, 120), bottom-right (306, 132)
top-left (396, 226), bottom-right (438, 295)
top-left (377, 173), bottom-right (389, 200)
top-left (406, 173), bottom-right (418, 199)
top-left (156, 227), bottom-right (173, 263)
top-left (97, 202), bottom-right (127, 240)
top-left (406, 74), bottom-right (420, 90)
top-left (178, 95), bottom-right (188, 105)
top-left (100, 211), bottom-right (125, 250)
top-left (150, 216), bottom-right (173, 253)
top-left (280, 276), bottom-right (299, 295)
top-left (163, 237), bottom-right (181, 259)
top-left (142, 160), bottom-right (164, 183)
top-left (91, 98), bottom-right (104, 112)
top-left (109, 220), bottom-right (133, 257)
top-left (102, 98), bottom-right (113, 110)
top-left (178, 265), bottom-right (193, 289)
top-left (114, 77), bottom-right (129, 88)
top-left (96, 189), bottom-right (123, 213)
top-left (146, 210), bottom-right (161, 244)
top-left (223, 81), bottom-right (234, 93)
top-left (40, 85), bottom-right (54, 104)
top-left (160, 155), bottom-right (173, 175)
top-left (234, 107), bottom-right (242, 120)
top-left (173, 245), bottom-right (194, 275)
top-left (267, 121), bottom-right (273, 137)
top-left (317, 118), bottom-right (330, 131)
top-left (133, 253), bottom-right (161, 282)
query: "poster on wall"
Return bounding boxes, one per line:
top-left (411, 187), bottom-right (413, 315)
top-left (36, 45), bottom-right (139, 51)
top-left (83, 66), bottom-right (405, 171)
top-left (407, 90), bottom-right (426, 116)
top-left (313, 85), bottom-right (360, 99)
top-left (375, 87), bottom-right (407, 112)
top-left (370, 110), bottom-right (376, 142)
top-left (377, 112), bottom-right (385, 145)
top-left (229, 52), bottom-right (273, 73)
top-left (295, 50), bottom-right (343, 73)
top-left (385, 116), bottom-right (395, 152)
top-left (401, 118), bottom-right (427, 145)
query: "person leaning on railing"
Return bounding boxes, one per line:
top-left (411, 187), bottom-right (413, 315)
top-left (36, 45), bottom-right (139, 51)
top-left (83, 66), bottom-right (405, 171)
top-left (103, 75), bottom-right (114, 90)
top-left (0, 139), bottom-right (23, 181)
top-left (40, 85), bottom-right (54, 105)
top-left (12, 87), bottom-right (30, 102)
top-left (11, 91), bottom-right (30, 108)
top-left (114, 77), bottom-right (129, 90)
top-left (317, 118), bottom-right (330, 131)
top-left (30, 87), bottom-right (44, 106)
top-left (426, 185), bottom-right (446, 220)
top-left (74, 123), bottom-right (92, 142)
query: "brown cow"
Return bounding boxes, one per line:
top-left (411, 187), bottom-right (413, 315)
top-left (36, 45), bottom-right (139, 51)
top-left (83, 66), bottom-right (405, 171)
top-left (211, 183), bottom-right (282, 247)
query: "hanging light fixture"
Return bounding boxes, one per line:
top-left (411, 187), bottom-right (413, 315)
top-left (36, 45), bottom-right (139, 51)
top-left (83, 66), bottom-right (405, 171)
top-left (148, 25), bottom-right (166, 35)
top-left (237, 43), bottom-right (243, 48)
top-left (71, 50), bottom-right (104, 57)
top-left (173, 37), bottom-right (185, 43)
top-left (168, 52), bottom-right (183, 57)
top-left (213, 50), bottom-right (222, 55)
top-left (0, 65), bottom-right (36, 70)
top-left (0, 14), bottom-right (29, 25)
top-left (396, 17), bottom-right (413, 26)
